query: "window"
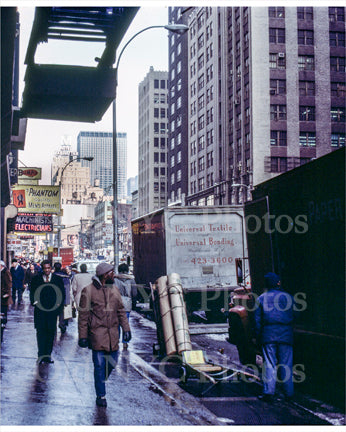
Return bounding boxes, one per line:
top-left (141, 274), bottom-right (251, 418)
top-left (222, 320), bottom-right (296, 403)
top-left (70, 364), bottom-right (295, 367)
top-left (171, 173), bottom-right (175, 185)
top-left (198, 177), bottom-right (205, 191)
top-left (191, 101), bottom-right (196, 116)
top-left (170, 155), bottom-right (175, 168)
top-left (160, 153), bottom-right (165, 163)
top-left (177, 133), bottom-right (182, 146)
top-left (154, 167), bottom-right (159, 177)
top-left (160, 123), bottom-right (166, 133)
top-left (269, 53), bottom-right (286, 69)
top-left (330, 57), bottom-right (346, 72)
top-left (190, 43), bottom-right (196, 58)
top-left (154, 137), bottom-right (159, 147)
top-left (198, 54), bottom-right (204, 70)
top-left (298, 30), bottom-right (314, 45)
top-left (170, 51), bottom-right (175, 64)
top-left (177, 151), bottom-right (181, 163)
top-left (190, 161), bottom-right (196, 176)
top-left (207, 129), bottom-right (214, 146)
top-left (177, 115), bottom-right (182, 127)
top-left (198, 156), bottom-right (205, 172)
top-left (331, 133), bottom-right (345, 147)
top-left (206, 23), bottom-right (213, 40)
top-left (206, 108), bottom-right (214, 125)
top-left (161, 137), bottom-right (166, 148)
top-left (177, 169), bottom-right (182, 182)
top-left (206, 65), bottom-right (213, 82)
top-left (299, 132), bottom-right (316, 146)
top-left (154, 152), bottom-right (159, 163)
top-left (270, 105), bottom-right (287, 120)
top-left (198, 114), bottom-right (205, 130)
top-left (299, 106), bottom-right (315, 121)
top-left (160, 108), bottom-right (165, 118)
top-left (154, 182), bottom-right (159, 192)
top-left (198, 74), bottom-right (205, 90)
top-left (190, 82), bottom-right (196, 97)
top-left (160, 167), bottom-right (165, 175)
top-left (198, 94), bottom-right (205, 110)
top-left (177, 96), bottom-right (182, 109)
top-left (331, 107), bottom-right (345, 122)
top-left (171, 68), bottom-right (175, 80)
top-left (297, 7), bottom-right (313, 20)
top-left (197, 12), bottom-right (205, 30)
top-left (269, 28), bottom-right (285, 44)
top-left (330, 32), bottom-right (345, 47)
top-left (190, 120), bottom-right (196, 136)
top-left (154, 123), bottom-right (159, 133)
top-left (206, 43), bottom-right (213, 61)
top-left (298, 55), bottom-right (315, 71)
top-left (154, 79), bottom-right (159, 89)
top-left (329, 7), bottom-right (345, 22)
top-left (161, 182), bottom-right (166, 192)
top-left (160, 94), bottom-right (166, 103)
top-left (299, 81), bottom-right (315, 96)
top-left (207, 151), bottom-right (213, 167)
top-left (206, 86), bottom-right (214, 103)
top-left (177, 78), bottom-right (182, 92)
top-left (271, 157), bottom-right (287, 173)
top-left (154, 108), bottom-right (159, 118)
top-left (331, 82), bottom-right (346, 97)
top-left (269, 7), bottom-right (285, 18)
top-left (198, 34), bottom-right (204, 50)
top-left (177, 61), bottom-right (182, 74)
top-left (198, 135), bottom-right (205, 151)
top-left (270, 79), bottom-right (286, 95)
top-left (191, 140), bottom-right (196, 156)
top-left (177, 42), bottom-right (181, 55)
top-left (271, 130), bottom-right (287, 146)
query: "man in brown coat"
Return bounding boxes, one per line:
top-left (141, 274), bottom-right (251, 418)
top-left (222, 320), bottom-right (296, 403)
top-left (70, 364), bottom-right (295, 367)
top-left (78, 262), bottom-right (131, 407)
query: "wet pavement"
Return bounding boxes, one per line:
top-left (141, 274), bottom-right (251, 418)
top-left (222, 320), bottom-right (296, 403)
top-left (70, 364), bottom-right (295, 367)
top-left (0, 291), bottom-right (216, 427)
top-left (1, 292), bottom-right (345, 428)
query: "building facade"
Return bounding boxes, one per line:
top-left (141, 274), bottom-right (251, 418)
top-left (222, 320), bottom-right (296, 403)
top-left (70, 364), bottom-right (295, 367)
top-left (168, 6), bottom-right (345, 206)
top-left (77, 131), bottom-right (128, 199)
top-left (138, 67), bottom-right (169, 215)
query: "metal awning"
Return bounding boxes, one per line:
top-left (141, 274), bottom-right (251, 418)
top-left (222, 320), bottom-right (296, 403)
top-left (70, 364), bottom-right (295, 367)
top-left (21, 7), bottom-right (139, 122)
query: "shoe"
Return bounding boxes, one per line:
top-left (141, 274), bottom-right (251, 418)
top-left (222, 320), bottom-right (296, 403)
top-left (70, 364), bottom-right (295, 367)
top-left (258, 394), bottom-right (274, 403)
top-left (59, 325), bottom-right (67, 334)
top-left (123, 343), bottom-right (128, 351)
top-left (96, 396), bottom-right (107, 407)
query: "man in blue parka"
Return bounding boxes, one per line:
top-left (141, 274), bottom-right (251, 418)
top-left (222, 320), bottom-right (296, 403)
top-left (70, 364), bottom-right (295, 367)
top-left (254, 272), bottom-right (294, 402)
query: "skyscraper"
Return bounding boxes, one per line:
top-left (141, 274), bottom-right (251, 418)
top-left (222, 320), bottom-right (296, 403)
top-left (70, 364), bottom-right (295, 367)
top-left (77, 131), bottom-right (127, 199)
top-left (138, 67), bottom-right (169, 215)
top-left (168, 6), bottom-right (345, 206)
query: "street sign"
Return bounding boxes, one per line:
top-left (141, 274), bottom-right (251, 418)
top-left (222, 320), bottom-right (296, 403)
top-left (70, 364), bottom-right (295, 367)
top-left (55, 225), bottom-right (66, 229)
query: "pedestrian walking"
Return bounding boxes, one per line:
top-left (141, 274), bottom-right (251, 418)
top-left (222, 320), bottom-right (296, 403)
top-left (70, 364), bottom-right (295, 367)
top-left (71, 263), bottom-right (92, 311)
top-left (78, 262), bottom-right (131, 407)
top-left (114, 263), bottom-right (137, 350)
top-left (30, 260), bottom-right (65, 364)
top-left (24, 263), bottom-right (38, 292)
top-left (53, 262), bottom-right (72, 334)
top-left (1, 260), bottom-right (13, 342)
top-left (254, 272), bottom-right (295, 402)
top-left (10, 258), bottom-right (25, 305)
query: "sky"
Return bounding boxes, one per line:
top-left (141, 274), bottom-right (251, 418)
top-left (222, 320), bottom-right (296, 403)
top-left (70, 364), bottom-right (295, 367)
top-left (16, 5), bottom-right (171, 183)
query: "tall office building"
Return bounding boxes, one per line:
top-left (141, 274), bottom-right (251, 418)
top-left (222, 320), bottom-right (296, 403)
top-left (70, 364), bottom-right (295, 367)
top-left (138, 67), bottom-right (169, 215)
top-left (168, 6), bottom-right (345, 205)
top-left (127, 176), bottom-right (138, 197)
top-left (77, 131), bottom-right (128, 199)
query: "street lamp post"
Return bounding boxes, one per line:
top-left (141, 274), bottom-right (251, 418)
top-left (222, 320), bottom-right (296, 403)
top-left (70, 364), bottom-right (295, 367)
top-left (57, 156), bottom-right (93, 258)
top-left (112, 23), bottom-right (189, 269)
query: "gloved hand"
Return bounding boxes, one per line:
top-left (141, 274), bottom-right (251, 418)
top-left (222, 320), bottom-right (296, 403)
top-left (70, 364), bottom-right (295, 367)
top-left (78, 338), bottom-right (89, 348)
top-left (123, 331), bottom-right (132, 343)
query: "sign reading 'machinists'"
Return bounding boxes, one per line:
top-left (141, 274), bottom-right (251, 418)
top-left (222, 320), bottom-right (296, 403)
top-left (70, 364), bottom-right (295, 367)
top-left (12, 185), bottom-right (60, 214)
top-left (14, 213), bottom-right (53, 233)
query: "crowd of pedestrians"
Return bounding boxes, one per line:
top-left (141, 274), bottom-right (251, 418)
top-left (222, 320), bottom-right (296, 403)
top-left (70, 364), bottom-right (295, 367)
top-left (0, 257), bottom-right (137, 407)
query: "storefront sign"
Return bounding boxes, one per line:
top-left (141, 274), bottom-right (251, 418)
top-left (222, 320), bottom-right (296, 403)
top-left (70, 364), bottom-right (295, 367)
top-left (13, 213), bottom-right (53, 233)
top-left (12, 185), bottom-right (60, 214)
top-left (17, 167), bottom-right (42, 181)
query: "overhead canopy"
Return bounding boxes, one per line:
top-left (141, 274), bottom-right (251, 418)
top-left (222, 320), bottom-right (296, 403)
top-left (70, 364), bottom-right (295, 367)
top-left (21, 7), bottom-right (139, 122)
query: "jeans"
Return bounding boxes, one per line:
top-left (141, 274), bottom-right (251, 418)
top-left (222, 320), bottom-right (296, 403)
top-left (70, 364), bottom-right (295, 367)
top-left (92, 350), bottom-right (119, 397)
top-left (262, 343), bottom-right (293, 397)
top-left (119, 311), bottom-right (130, 343)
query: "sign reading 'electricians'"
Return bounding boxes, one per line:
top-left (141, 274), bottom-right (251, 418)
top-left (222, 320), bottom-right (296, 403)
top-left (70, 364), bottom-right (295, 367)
top-left (14, 213), bottom-right (53, 233)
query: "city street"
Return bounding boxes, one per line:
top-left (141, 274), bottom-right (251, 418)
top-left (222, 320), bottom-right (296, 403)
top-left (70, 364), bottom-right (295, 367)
top-left (1, 291), bottom-right (344, 427)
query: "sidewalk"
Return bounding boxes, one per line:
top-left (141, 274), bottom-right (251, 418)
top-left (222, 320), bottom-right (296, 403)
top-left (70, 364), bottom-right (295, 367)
top-left (0, 290), bottom-right (205, 427)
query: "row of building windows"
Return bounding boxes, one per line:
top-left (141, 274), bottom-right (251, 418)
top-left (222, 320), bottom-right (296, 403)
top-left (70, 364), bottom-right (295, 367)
top-left (269, 78), bottom-right (346, 97)
top-left (154, 79), bottom-right (168, 89)
top-left (269, 28), bottom-right (345, 46)
top-left (268, 6), bottom-right (345, 22)
top-left (270, 105), bottom-right (345, 121)
top-left (269, 132), bottom-right (345, 148)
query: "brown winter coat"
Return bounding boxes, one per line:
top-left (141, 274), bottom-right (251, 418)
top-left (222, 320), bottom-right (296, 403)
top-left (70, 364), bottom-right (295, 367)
top-left (1, 268), bottom-right (13, 306)
top-left (78, 279), bottom-right (130, 351)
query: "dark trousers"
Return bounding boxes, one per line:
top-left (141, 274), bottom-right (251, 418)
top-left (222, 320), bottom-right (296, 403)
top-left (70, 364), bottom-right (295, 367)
top-left (12, 286), bottom-right (23, 303)
top-left (36, 321), bottom-right (56, 360)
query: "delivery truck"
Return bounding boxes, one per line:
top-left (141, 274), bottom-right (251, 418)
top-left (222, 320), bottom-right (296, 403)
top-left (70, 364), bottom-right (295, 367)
top-left (131, 206), bottom-right (249, 319)
top-left (228, 147), bottom-right (345, 407)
